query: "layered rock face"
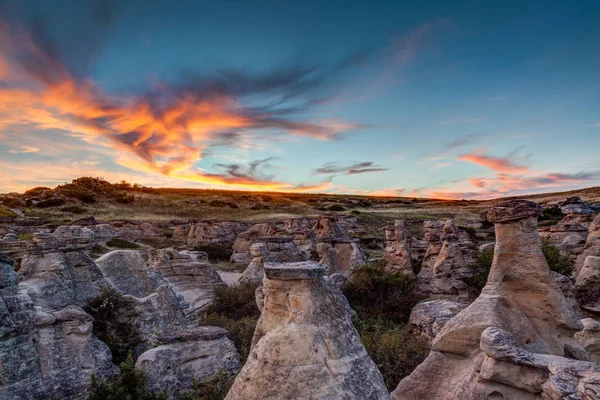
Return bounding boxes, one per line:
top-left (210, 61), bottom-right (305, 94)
top-left (383, 220), bottom-right (413, 274)
top-left (0, 255), bottom-right (117, 400)
top-left (172, 219), bottom-right (251, 248)
top-left (559, 196), bottom-right (595, 215)
top-left (314, 215), bottom-right (367, 276)
top-left (575, 214), bottom-right (600, 276)
top-left (392, 200), bottom-right (594, 400)
top-left (409, 299), bottom-right (467, 342)
top-left (53, 224), bottom-right (117, 248)
top-left (19, 233), bottom-right (106, 311)
top-left (136, 327), bottom-right (240, 397)
top-left (146, 248), bottom-right (225, 321)
top-left (429, 220), bottom-right (472, 302)
top-left (539, 214), bottom-right (592, 260)
top-left (230, 223), bottom-right (280, 264)
top-left (416, 220), bottom-right (444, 294)
top-left (225, 261), bottom-right (389, 400)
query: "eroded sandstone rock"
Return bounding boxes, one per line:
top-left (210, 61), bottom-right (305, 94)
top-left (136, 327), bottom-right (240, 397)
top-left (392, 200), bottom-right (592, 400)
top-left (576, 214), bottom-right (600, 276)
top-left (383, 220), bottom-right (413, 274)
top-left (226, 261), bottom-right (389, 400)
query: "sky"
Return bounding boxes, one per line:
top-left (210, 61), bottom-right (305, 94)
top-left (0, 0), bottom-right (599, 199)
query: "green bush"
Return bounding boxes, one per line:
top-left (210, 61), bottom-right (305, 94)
top-left (542, 240), bottom-right (574, 276)
top-left (176, 371), bottom-right (233, 400)
top-left (88, 352), bottom-right (166, 400)
top-left (23, 186), bottom-right (51, 197)
top-left (343, 265), bottom-right (423, 324)
top-left (0, 205), bottom-right (17, 218)
top-left (325, 203), bottom-right (345, 212)
top-left (539, 205), bottom-right (565, 223)
top-left (466, 247), bottom-right (495, 296)
top-left (574, 277), bottom-right (600, 306)
top-left (458, 226), bottom-right (478, 243)
top-left (355, 318), bottom-right (428, 390)
top-left (16, 232), bottom-right (34, 240)
top-left (107, 238), bottom-right (141, 249)
top-left (203, 284), bottom-right (260, 363)
top-left (84, 287), bottom-right (141, 365)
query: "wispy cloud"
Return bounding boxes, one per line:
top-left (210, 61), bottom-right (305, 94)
top-left (459, 152), bottom-right (530, 174)
top-left (313, 161), bottom-right (389, 175)
top-left (8, 146), bottom-right (40, 154)
top-left (487, 96), bottom-right (507, 101)
top-left (445, 133), bottom-right (483, 149)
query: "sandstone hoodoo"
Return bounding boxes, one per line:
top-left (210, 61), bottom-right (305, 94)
top-left (225, 261), bottom-right (390, 400)
top-left (383, 220), bottom-right (413, 274)
top-left (392, 200), bottom-right (597, 400)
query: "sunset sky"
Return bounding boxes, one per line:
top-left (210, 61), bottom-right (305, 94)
top-left (0, 0), bottom-right (599, 198)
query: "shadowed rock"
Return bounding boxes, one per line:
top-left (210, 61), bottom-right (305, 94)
top-left (383, 220), bottom-right (413, 274)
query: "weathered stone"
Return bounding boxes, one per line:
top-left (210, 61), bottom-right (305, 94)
top-left (416, 220), bottom-right (444, 294)
top-left (147, 248), bottom-right (225, 323)
top-left (410, 299), bottom-right (468, 342)
top-left (429, 220), bottom-right (472, 301)
top-left (559, 196), bottom-right (595, 215)
top-left (383, 220), bottom-right (413, 274)
top-left (136, 327), bottom-right (241, 398)
top-left (226, 261), bottom-right (389, 400)
top-left (575, 318), bottom-right (600, 363)
top-left (576, 214), bottom-right (600, 276)
top-left (96, 250), bottom-right (160, 298)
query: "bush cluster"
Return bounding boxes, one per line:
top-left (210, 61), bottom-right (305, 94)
top-left (343, 265), bottom-right (428, 390)
top-left (343, 265), bottom-right (423, 324)
top-left (84, 287), bottom-right (142, 365)
top-left (466, 247), bottom-right (495, 296)
top-left (203, 284), bottom-right (261, 363)
top-left (107, 238), bottom-right (141, 249)
top-left (542, 240), bottom-right (574, 276)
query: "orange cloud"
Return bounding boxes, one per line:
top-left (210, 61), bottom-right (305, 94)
top-left (459, 153), bottom-right (529, 174)
top-left (0, 22), bottom-right (357, 191)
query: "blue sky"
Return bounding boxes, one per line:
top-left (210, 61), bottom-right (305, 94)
top-left (0, 0), bottom-right (599, 198)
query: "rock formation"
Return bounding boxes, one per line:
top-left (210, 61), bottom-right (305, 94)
top-left (53, 223), bottom-right (117, 248)
top-left (225, 261), bottom-right (389, 400)
top-left (136, 327), bottom-right (241, 397)
top-left (146, 248), bottom-right (226, 321)
top-left (172, 219), bottom-right (251, 248)
top-left (409, 299), bottom-right (467, 342)
top-left (539, 213), bottom-right (592, 260)
top-left (429, 220), bottom-right (472, 302)
top-left (230, 223), bottom-right (280, 264)
top-left (559, 196), bottom-right (595, 215)
top-left (416, 220), bottom-right (444, 294)
top-left (0, 255), bottom-right (117, 400)
top-left (575, 318), bottom-right (600, 363)
top-left (392, 200), bottom-right (593, 400)
top-left (575, 214), bottom-right (600, 276)
top-left (314, 215), bottom-right (367, 276)
top-left (383, 220), bottom-right (413, 274)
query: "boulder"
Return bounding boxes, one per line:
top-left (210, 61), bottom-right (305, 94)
top-left (225, 261), bottom-right (389, 400)
top-left (136, 327), bottom-right (241, 398)
top-left (409, 299), bottom-right (467, 342)
top-left (96, 250), bottom-right (161, 298)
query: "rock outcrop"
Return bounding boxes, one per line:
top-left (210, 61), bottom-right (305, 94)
top-left (136, 327), bottom-right (241, 397)
top-left (172, 219), bottom-right (251, 248)
top-left (539, 214), bottom-right (591, 259)
top-left (392, 200), bottom-right (592, 400)
top-left (314, 216), bottom-right (367, 276)
top-left (147, 248), bottom-right (225, 321)
top-left (575, 214), bottom-right (600, 276)
top-left (409, 299), bottom-right (467, 342)
top-left (559, 196), bottom-right (595, 215)
top-left (383, 220), bottom-right (413, 274)
top-left (575, 318), bottom-right (600, 362)
top-left (0, 255), bottom-right (117, 400)
top-left (53, 224), bottom-right (117, 248)
top-left (429, 220), bottom-right (472, 302)
top-left (225, 261), bottom-right (389, 400)
top-left (416, 220), bottom-right (444, 294)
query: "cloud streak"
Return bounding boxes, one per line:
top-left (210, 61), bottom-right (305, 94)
top-left (459, 152), bottom-right (530, 174)
top-left (313, 161), bottom-right (389, 176)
